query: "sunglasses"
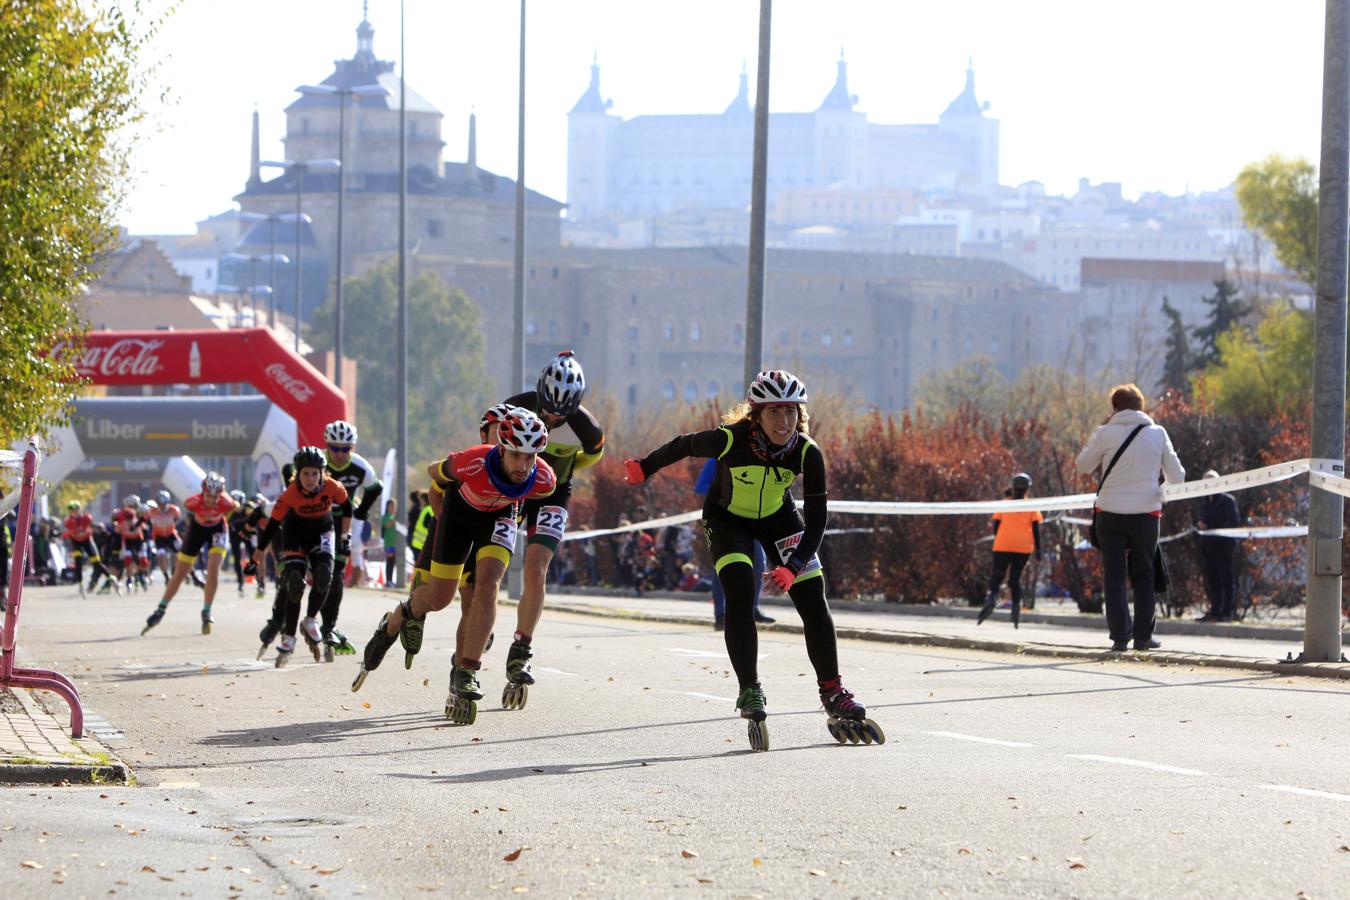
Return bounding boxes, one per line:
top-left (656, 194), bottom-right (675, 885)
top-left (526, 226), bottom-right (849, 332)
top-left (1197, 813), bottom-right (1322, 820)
top-left (327, 444), bottom-right (352, 453)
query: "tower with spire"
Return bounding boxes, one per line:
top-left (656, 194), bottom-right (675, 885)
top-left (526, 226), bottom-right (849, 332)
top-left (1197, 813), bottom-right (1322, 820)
top-left (812, 48), bottom-right (868, 187)
top-left (936, 58), bottom-right (999, 191)
top-left (567, 53), bottom-right (620, 222)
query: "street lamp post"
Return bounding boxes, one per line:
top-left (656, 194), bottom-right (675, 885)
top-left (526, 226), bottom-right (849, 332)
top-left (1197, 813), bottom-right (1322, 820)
top-left (296, 82), bottom-right (387, 388)
top-left (224, 252), bottom-right (287, 328)
top-left (237, 211), bottom-right (300, 328)
top-left (260, 158), bottom-right (340, 351)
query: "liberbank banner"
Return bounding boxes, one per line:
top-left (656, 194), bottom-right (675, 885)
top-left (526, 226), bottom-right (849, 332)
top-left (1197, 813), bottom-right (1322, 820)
top-left (73, 396), bottom-right (275, 457)
top-left (53, 328), bottom-right (347, 446)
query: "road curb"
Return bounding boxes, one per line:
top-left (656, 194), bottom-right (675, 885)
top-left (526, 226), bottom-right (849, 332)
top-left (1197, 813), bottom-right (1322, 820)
top-left (531, 600), bottom-right (1350, 682)
top-left (0, 689), bottom-right (132, 785)
top-left (0, 760), bottom-right (130, 785)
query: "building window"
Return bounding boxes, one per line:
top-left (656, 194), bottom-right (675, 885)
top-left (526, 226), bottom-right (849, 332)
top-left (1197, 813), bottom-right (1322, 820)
top-left (821, 332), bottom-right (832, 348)
top-left (801, 330), bottom-right (811, 346)
top-left (301, 117), bottom-right (310, 135)
top-left (630, 292), bottom-right (638, 306)
top-left (931, 307), bottom-right (939, 322)
top-left (843, 329), bottom-right (854, 348)
top-left (526, 318), bottom-right (537, 336)
top-left (627, 385), bottom-right (637, 406)
top-left (706, 381), bottom-right (720, 399)
top-left (990, 336), bottom-right (1000, 353)
top-left (551, 267), bottom-right (560, 279)
top-left (426, 219), bottom-right (442, 238)
top-left (626, 325), bottom-right (639, 341)
top-left (683, 381), bottom-right (698, 403)
top-left (661, 379), bottom-right (676, 401)
top-left (930, 338), bottom-right (938, 352)
top-left (662, 322), bottom-right (674, 341)
top-left (548, 320), bottom-right (559, 338)
top-left (964, 335), bottom-right (974, 352)
top-left (581, 321), bottom-right (591, 336)
top-left (689, 322), bottom-right (701, 342)
top-left (734, 324), bottom-right (744, 346)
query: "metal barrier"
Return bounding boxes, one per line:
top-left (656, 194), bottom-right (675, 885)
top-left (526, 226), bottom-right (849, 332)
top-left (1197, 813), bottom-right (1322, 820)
top-left (1, 439), bottom-right (83, 738)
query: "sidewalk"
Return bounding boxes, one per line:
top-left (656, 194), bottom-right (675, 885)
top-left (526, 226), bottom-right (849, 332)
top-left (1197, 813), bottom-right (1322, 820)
top-left (537, 587), bottom-right (1350, 682)
top-left (0, 688), bottom-right (129, 784)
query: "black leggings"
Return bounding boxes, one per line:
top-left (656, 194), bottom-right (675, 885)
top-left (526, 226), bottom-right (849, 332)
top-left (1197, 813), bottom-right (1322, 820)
top-left (707, 506), bottom-right (838, 689)
top-left (988, 551), bottom-right (1030, 604)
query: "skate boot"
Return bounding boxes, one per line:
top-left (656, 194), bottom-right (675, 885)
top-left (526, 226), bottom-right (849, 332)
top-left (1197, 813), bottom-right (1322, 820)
top-left (977, 596), bottom-right (995, 625)
top-left (237, 582), bottom-right (245, 597)
top-left (113, 580), bottom-right (123, 597)
top-left (255, 582), bottom-right (267, 599)
top-left (398, 601), bottom-right (425, 669)
top-left (821, 680), bottom-right (885, 746)
top-left (78, 579), bottom-right (86, 599)
top-left (736, 682), bottom-right (770, 752)
top-left (301, 616), bottom-right (323, 662)
top-left (1011, 599), bottom-right (1021, 630)
top-left (200, 607), bottom-right (214, 635)
top-left (501, 640), bottom-right (535, 710)
top-left (328, 628), bottom-right (355, 656)
top-left (189, 571), bottom-right (205, 589)
top-left (275, 635), bottom-right (295, 668)
top-left (351, 614), bottom-right (397, 692)
top-left (257, 620), bottom-right (280, 660)
top-left (445, 666), bottom-right (482, 725)
top-left (141, 605), bottom-right (167, 635)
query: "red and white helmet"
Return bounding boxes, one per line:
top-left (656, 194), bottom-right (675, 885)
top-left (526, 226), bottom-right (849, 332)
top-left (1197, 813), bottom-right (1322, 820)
top-left (746, 369), bottom-right (808, 406)
top-left (479, 403), bottom-right (515, 436)
top-left (498, 409), bottom-right (549, 454)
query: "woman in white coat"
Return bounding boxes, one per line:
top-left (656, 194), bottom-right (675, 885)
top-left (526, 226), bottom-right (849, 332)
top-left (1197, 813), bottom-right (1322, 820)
top-left (1075, 384), bottom-right (1185, 651)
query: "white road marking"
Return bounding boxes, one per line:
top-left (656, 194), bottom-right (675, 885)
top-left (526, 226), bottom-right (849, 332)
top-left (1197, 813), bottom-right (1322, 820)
top-left (537, 666), bottom-right (578, 677)
top-left (82, 710), bottom-right (127, 742)
top-left (1068, 754), bottom-right (1209, 776)
top-left (665, 648), bottom-right (727, 658)
top-left (158, 781), bottom-right (200, 789)
top-left (1258, 784), bottom-right (1350, 802)
top-left (925, 731), bottom-right (1035, 747)
top-left (683, 692), bottom-right (738, 703)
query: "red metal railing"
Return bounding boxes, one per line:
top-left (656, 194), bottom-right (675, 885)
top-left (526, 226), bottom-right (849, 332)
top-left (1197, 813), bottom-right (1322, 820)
top-left (1, 439), bottom-right (83, 738)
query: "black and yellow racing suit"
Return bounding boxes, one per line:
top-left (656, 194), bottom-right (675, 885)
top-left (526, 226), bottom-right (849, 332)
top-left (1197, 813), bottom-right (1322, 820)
top-left (636, 419), bottom-right (837, 689)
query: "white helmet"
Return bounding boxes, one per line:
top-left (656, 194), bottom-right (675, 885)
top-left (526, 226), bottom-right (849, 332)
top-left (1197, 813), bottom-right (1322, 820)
top-left (536, 351), bottom-right (586, 417)
top-left (202, 472), bottom-right (227, 494)
top-left (123, 494), bottom-right (141, 507)
top-left (498, 409), bottom-right (550, 454)
top-left (747, 369), bottom-right (808, 406)
top-left (145, 500), bottom-right (159, 511)
top-left (479, 403), bottom-right (516, 434)
top-left (324, 420), bottom-right (358, 445)
top-left (156, 490), bottom-right (171, 505)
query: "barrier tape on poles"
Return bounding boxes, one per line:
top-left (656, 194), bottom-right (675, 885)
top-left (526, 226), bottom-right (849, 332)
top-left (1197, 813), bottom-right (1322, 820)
top-left (1309, 469), bottom-right (1350, 499)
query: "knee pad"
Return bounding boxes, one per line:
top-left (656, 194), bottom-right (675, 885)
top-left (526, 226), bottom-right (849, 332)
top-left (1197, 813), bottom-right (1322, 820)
top-left (310, 558), bottom-right (334, 595)
top-left (282, 566), bottom-right (307, 603)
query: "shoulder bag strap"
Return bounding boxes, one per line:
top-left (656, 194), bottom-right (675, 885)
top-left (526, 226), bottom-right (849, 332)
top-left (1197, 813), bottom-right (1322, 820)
top-left (1097, 424), bottom-right (1147, 493)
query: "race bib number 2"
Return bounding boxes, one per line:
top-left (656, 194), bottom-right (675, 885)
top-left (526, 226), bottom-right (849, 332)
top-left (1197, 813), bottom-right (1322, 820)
top-left (491, 517), bottom-right (518, 551)
top-left (211, 529), bottom-right (230, 550)
top-left (773, 531), bottom-right (822, 577)
top-left (533, 505), bottom-right (569, 541)
top-left (318, 530), bottom-right (335, 556)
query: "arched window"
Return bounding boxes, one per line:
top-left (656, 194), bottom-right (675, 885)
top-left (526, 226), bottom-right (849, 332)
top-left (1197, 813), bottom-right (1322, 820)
top-left (689, 322), bottom-right (701, 342)
top-left (683, 381), bottom-right (698, 403)
top-left (842, 329), bottom-right (854, 348)
top-left (526, 318), bottom-right (538, 337)
top-left (705, 381), bottom-right (720, 399)
top-left (733, 324), bottom-right (744, 346)
top-left (661, 379), bottom-right (676, 401)
top-left (662, 321), bottom-right (674, 341)
top-left (821, 331), bottom-right (832, 348)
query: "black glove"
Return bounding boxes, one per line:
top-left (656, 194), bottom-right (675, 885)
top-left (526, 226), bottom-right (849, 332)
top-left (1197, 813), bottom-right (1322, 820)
top-left (243, 560), bottom-right (258, 577)
top-left (338, 534), bottom-right (352, 558)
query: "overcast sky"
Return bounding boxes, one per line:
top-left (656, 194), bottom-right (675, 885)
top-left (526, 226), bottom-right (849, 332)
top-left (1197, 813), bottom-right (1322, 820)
top-left (118, 0), bottom-right (1326, 234)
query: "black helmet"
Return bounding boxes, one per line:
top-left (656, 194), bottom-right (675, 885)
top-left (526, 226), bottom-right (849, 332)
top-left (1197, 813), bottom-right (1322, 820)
top-left (293, 446), bottom-right (327, 472)
top-left (1011, 472), bottom-right (1032, 491)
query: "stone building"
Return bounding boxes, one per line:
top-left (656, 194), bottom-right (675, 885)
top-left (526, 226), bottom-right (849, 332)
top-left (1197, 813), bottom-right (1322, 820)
top-left (566, 53), bottom-right (1000, 226)
top-left (230, 14), bottom-right (564, 326)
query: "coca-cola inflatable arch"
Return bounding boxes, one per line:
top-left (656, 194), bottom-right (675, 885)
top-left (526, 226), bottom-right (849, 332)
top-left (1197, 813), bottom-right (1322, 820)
top-left (62, 329), bottom-right (347, 447)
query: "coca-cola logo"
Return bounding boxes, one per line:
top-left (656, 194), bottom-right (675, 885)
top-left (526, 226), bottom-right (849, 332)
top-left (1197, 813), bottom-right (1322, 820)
top-left (63, 338), bottom-right (165, 378)
top-left (265, 362), bottom-right (315, 403)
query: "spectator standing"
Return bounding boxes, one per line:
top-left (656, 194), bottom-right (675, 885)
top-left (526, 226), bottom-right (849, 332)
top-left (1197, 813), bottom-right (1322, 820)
top-left (1196, 469), bottom-right (1241, 622)
top-left (1075, 384), bottom-right (1185, 651)
top-left (381, 499), bottom-right (398, 588)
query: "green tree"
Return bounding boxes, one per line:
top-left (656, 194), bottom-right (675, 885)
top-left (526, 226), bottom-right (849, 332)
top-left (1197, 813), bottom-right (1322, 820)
top-left (1194, 304), bottom-right (1314, 417)
top-left (1191, 279), bottom-right (1252, 368)
top-left (1161, 296), bottom-right (1194, 394)
top-left (914, 355), bottom-right (1008, 419)
top-left (308, 261), bottom-right (494, 471)
top-left (0, 2), bottom-right (151, 447)
top-left (1235, 154), bottom-right (1318, 285)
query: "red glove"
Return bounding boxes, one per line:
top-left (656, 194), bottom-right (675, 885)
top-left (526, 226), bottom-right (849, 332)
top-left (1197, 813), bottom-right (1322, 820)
top-left (623, 458), bottom-right (646, 484)
top-left (766, 566), bottom-right (796, 593)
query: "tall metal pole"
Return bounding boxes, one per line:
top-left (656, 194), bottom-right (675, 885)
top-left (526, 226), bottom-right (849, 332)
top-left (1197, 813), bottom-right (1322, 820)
top-left (1303, 0), bottom-right (1350, 663)
top-left (335, 90), bottom-right (347, 388)
top-left (395, 0), bottom-right (408, 588)
top-left (743, 0), bottom-right (772, 389)
top-left (294, 168), bottom-right (304, 353)
top-left (268, 219), bottom-right (278, 328)
top-left (511, 0), bottom-right (527, 393)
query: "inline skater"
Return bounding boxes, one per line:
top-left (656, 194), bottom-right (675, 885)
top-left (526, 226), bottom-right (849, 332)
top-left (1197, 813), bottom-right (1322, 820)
top-left (226, 490), bottom-right (250, 595)
top-left (62, 501), bottom-right (112, 597)
top-left (501, 351), bottom-right (604, 707)
top-left (112, 496), bottom-right (149, 593)
top-left (318, 420), bottom-right (382, 659)
top-left (978, 472), bottom-right (1042, 628)
top-left (141, 472), bottom-right (237, 635)
top-left (352, 409), bottom-right (555, 726)
top-left (250, 447), bottom-right (350, 667)
top-left (623, 370), bottom-right (884, 752)
top-left (148, 490), bottom-right (183, 586)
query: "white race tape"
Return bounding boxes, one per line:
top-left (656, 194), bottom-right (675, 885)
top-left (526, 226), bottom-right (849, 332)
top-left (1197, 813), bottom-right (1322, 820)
top-left (564, 510), bottom-right (704, 542)
top-left (1162, 459), bottom-right (1310, 502)
top-left (1311, 458), bottom-right (1345, 475)
top-left (829, 494), bottom-right (1098, 515)
top-left (1309, 470), bottom-right (1350, 499)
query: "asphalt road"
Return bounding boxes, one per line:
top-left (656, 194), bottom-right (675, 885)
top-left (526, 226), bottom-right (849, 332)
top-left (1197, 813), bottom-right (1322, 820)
top-left (3, 582), bottom-right (1349, 898)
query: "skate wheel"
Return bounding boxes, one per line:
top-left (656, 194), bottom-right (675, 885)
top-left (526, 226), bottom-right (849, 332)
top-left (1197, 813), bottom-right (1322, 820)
top-left (323, 644), bottom-right (335, 663)
top-left (310, 643), bottom-right (322, 663)
top-left (448, 698), bottom-right (477, 726)
top-left (747, 719), bottom-right (770, 752)
top-left (404, 652), bottom-right (416, 670)
top-left (257, 644), bottom-right (270, 661)
top-left (862, 719), bottom-right (886, 745)
top-left (201, 623), bottom-right (211, 635)
top-left (502, 683), bottom-right (529, 711)
top-left (275, 653), bottom-right (290, 669)
top-left (827, 719), bottom-right (847, 744)
top-left (845, 721), bottom-right (862, 744)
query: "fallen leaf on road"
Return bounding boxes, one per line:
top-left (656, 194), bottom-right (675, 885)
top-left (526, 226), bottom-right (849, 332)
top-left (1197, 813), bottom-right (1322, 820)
top-left (697, 878), bottom-right (713, 884)
top-left (498, 808), bottom-right (509, 812)
top-left (1339, 846), bottom-right (1350, 853)
top-left (422, 679), bottom-right (429, 687)
top-left (471, 737), bottom-right (483, 742)
top-left (201, 666), bottom-right (209, 673)
top-left (752, 858), bottom-right (762, 867)
top-left (1067, 857), bottom-right (1086, 869)
top-left (21, 861), bottom-right (42, 869)
top-left (140, 865), bottom-right (155, 872)
top-left (681, 850), bottom-right (698, 859)
top-left (897, 805), bottom-right (907, 810)
top-left (503, 848), bottom-right (523, 862)
top-left (361, 702), bottom-right (371, 710)
top-left (511, 889), bottom-right (528, 894)
top-left (808, 869), bottom-right (826, 876)
top-left (317, 868), bottom-right (340, 875)
top-left (958, 848), bottom-right (973, 855)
